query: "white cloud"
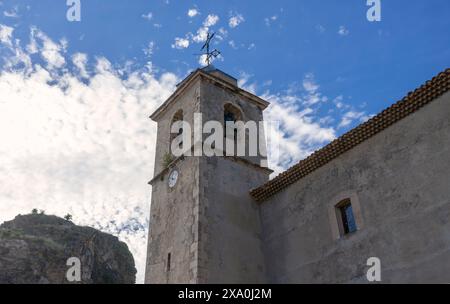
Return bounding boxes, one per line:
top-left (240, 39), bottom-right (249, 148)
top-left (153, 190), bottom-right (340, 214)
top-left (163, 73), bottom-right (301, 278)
top-left (3, 6), bottom-right (19, 18)
top-left (203, 14), bottom-right (219, 27)
top-left (263, 80), bottom-right (273, 87)
top-left (301, 73), bottom-right (325, 106)
top-left (171, 37), bottom-right (190, 49)
top-left (238, 72), bottom-right (257, 94)
top-left (338, 25), bottom-right (349, 36)
top-left (263, 92), bottom-right (336, 174)
top-left (228, 40), bottom-right (238, 50)
top-left (338, 111), bottom-right (371, 128)
top-left (316, 24), bottom-right (326, 33)
top-left (184, 13), bottom-right (220, 45)
top-left (214, 28), bottom-right (227, 41)
top-left (143, 41), bottom-right (155, 57)
top-left (303, 74), bottom-right (319, 93)
top-left (0, 27), bottom-right (179, 284)
top-left (333, 95), bottom-right (346, 109)
top-left (236, 72), bottom-right (339, 174)
top-left (141, 12), bottom-right (153, 21)
top-left (198, 52), bottom-right (223, 67)
top-left (0, 24), bottom-right (14, 47)
top-left (265, 15), bottom-right (278, 27)
top-left (198, 54), bottom-right (208, 66)
top-left (229, 13), bottom-right (244, 28)
top-left (29, 27), bottom-right (66, 69)
top-left (187, 8), bottom-right (199, 18)
top-left (192, 26), bottom-right (209, 43)
top-left (72, 52), bottom-right (89, 78)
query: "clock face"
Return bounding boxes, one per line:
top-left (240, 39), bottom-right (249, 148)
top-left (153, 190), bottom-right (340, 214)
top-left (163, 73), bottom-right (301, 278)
top-left (168, 169), bottom-right (179, 188)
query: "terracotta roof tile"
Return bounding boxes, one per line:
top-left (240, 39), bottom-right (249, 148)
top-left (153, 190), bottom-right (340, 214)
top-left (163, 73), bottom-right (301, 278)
top-left (250, 68), bottom-right (450, 202)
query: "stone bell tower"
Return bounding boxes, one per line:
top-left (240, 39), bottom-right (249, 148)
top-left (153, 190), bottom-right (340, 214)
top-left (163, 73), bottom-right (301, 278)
top-left (144, 66), bottom-right (272, 284)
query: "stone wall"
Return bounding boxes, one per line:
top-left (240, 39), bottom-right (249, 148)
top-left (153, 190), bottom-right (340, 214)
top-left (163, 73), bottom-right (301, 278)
top-left (145, 79), bottom-right (202, 284)
top-left (145, 156), bottom-right (200, 283)
top-left (198, 156), bottom-right (269, 283)
top-left (260, 91), bottom-right (450, 283)
top-left (152, 79), bottom-right (201, 175)
top-left (196, 79), bottom-right (270, 283)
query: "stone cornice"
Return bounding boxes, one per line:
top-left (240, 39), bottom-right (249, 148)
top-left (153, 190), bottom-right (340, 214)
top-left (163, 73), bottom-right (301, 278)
top-left (149, 69), bottom-right (270, 121)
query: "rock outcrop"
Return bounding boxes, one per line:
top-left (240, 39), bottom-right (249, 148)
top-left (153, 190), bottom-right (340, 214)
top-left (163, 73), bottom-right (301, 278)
top-left (0, 214), bottom-right (136, 284)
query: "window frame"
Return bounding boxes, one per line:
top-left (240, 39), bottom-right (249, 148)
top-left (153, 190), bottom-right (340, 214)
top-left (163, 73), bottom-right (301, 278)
top-left (167, 252), bottom-right (171, 272)
top-left (223, 103), bottom-right (244, 154)
top-left (336, 199), bottom-right (357, 235)
top-left (328, 191), bottom-right (364, 240)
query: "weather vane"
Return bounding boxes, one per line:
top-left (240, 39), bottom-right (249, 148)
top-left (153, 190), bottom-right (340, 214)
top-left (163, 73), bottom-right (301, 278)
top-left (199, 32), bottom-right (221, 66)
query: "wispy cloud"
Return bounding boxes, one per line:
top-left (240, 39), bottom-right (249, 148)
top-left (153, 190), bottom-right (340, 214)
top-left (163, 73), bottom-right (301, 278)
top-left (238, 71), bottom-right (257, 94)
top-left (171, 37), bottom-right (189, 49)
top-left (141, 12), bottom-right (153, 21)
top-left (203, 14), bottom-right (219, 27)
top-left (263, 90), bottom-right (336, 174)
top-left (29, 27), bottom-right (66, 69)
top-left (190, 14), bottom-right (219, 44)
top-left (3, 6), bottom-right (19, 18)
top-left (0, 24), bottom-right (14, 47)
top-left (228, 40), bottom-right (238, 50)
top-left (338, 111), bottom-right (372, 128)
top-left (338, 25), bottom-right (349, 36)
top-left (216, 27), bottom-right (228, 41)
top-left (187, 8), bottom-right (199, 18)
top-left (0, 25), bottom-right (178, 284)
top-left (72, 52), bottom-right (89, 78)
top-left (236, 72), bottom-right (338, 174)
top-left (264, 15), bottom-right (278, 27)
top-left (143, 41), bottom-right (155, 57)
top-left (192, 26), bottom-right (209, 43)
top-left (302, 73), bottom-right (327, 106)
top-left (316, 24), bottom-right (326, 33)
top-left (229, 13), bottom-right (244, 28)
top-left (173, 12), bottom-right (224, 50)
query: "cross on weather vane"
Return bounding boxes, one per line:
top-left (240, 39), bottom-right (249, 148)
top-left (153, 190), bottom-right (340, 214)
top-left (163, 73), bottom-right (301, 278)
top-left (200, 32), bottom-right (221, 66)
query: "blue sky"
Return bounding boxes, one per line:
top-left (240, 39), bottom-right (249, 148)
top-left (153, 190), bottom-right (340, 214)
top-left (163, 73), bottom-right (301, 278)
top-left (2, 0), bottom-right (449, 116)
top-left (0, 0), bottom-right (449, 283)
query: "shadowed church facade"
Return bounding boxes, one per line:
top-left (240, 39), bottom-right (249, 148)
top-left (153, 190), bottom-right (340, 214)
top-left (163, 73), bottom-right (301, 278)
top-left (145, 67), bottom-right (450, 283)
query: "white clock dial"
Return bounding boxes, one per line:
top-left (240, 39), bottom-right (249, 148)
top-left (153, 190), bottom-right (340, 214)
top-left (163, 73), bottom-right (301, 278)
top-left (168, 169), bottom-right (179, 188)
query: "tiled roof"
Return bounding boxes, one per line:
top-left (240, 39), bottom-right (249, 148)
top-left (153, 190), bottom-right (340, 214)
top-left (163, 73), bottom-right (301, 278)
top-left (250, 68), bottom-right (450, 202)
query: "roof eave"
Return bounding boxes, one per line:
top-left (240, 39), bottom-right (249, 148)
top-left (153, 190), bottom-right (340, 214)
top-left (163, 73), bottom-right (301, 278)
top-left (251, 67), bottom-right (450, 203)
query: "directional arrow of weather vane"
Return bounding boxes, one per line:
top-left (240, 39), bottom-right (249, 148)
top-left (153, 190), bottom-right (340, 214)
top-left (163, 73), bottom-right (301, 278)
top-left (194, 32), bottom-right (221, 66)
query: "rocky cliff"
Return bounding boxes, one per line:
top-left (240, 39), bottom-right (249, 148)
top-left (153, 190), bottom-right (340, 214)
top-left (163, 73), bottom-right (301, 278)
top-left (0, 214), bottom-right (136, 284)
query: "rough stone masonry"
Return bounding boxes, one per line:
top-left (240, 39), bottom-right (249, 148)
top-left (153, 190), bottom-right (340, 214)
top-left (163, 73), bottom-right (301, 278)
top-left (145, 67), bottom-right (450, 284)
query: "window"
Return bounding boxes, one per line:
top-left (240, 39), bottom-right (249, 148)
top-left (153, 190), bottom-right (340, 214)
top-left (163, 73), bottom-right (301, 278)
top-left (167, 253), bottom-right (171, 272)
top-left (224, 111), bottom-right (236, 123)
top-left (328, 192), bottom-right (363, 240)
top-left (224, 103), bottom-right (242, 153)
top-left (224, 104), bottom-right (242, 128)
top-left (224, 112), bottom-right (237, 140)
top-left (336, 199), bottom-right (357, 235)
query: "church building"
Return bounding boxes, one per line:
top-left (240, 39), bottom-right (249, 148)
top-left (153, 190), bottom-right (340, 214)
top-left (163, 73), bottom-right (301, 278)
top-left (144, 66), bottom-right (450, 284)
